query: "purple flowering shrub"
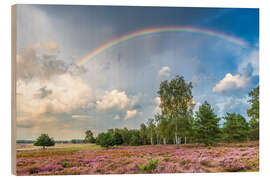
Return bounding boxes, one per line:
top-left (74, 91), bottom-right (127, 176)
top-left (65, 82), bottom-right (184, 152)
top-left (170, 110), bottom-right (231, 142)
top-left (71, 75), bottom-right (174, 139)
top-left (16, 141), bottom-right (259, 175)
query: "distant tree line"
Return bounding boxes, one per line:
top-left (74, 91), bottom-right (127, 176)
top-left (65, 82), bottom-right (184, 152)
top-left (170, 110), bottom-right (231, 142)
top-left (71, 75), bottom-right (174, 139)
top-left (88, 76), bottom-right (259, 148)
top-left (21, 76), bottom-right (259, 149)
top-left (16, 139), bottom-right (85, 144)
top-left (16, 140), bottom-right (35, 144)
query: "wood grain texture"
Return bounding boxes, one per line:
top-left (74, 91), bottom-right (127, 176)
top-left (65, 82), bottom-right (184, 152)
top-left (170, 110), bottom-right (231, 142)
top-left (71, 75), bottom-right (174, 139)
top-left (11, 4), bottom-right (17, 175)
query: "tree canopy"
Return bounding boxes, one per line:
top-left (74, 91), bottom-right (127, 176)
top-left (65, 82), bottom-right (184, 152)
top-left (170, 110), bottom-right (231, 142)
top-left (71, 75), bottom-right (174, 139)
top-left (34, 134), bottom-right (55, 149)
top-left (84, 129), bottom-right (95, 143)
top-left (157, 75), bottom-right (194, 147)
top-left (96, 132), bottom-right (115, 148)
top-left (194, 101), bottom-right (220, 145)
top-left (223, 113), bottom-right (249, 142)
top-left (247, 86), bottom-right (259, 140)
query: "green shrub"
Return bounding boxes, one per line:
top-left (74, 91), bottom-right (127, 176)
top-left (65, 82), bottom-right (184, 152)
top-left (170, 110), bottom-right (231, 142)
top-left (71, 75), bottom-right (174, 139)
top-left (62, 161), bottom-right (69, 168)
top-left (96, 132), bottom-right (115, 148)
top-left (139, 158), bottom-right (158, 172)
top-left (34, 134), bottom-right (55, 150)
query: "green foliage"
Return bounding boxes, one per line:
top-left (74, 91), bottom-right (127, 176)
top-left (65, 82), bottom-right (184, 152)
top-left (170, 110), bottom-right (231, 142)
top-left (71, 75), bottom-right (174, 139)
top-left (155, 114), bottom-right (171, 145)
top-left (113, 131), bottom-right (123, 145)
top-left (96, 132), bottom-right (115, 148)
top-left (194, 101), bottom-right (220, 146)
top-left (140, 123), bottom-right (148, 145)
top-left (247, 86), bottom-right (259, 140)
top-left (62, 161), bottom-right (70, 168)
top-left (147, 118), bottom-right (157, 145)
top-left (139, 158), bottom-right (158, 172)
top-left (127, 130), bottom-right (141, 146)
top-left (157, 75), bottom-right (194, 145)
top-left (223, 113), bottom-right (249, 142)
top-left (55, 140), bottom-right (69, 144)
top-left (119, 128), bottom-right (132, 145)
top-left (16, 140), bottom-right (34, 143)
top-left (71, 139), bottom-right (84, 144)
top-left (247, 86), bottom-right (259, 121)
top-left (84, 129), bottom-right (95, 143)
top-left (34, 134), bottom-right (55, 149)
top-left (249, 118), bottom-right (259, 140)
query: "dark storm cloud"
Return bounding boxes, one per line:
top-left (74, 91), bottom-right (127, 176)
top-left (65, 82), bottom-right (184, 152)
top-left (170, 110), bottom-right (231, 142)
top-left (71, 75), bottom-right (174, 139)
top-left (17, 46), bottom-right (87, 81)
top-left (35, 86), bottom-right (53, 99)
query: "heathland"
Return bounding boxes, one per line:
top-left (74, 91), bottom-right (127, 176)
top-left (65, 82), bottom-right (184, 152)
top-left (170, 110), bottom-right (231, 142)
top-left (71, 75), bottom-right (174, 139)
top-left (16, 141), bottom-right (259, 175)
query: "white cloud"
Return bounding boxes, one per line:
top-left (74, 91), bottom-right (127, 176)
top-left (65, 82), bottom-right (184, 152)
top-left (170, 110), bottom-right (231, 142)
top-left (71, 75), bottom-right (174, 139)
top-left (154, 97), bottom-right (161, 114)
top-left (238, 50), bottom-right (259, 76)
top-left (215, 96), bottom-right (249, 117)
top-left (125, 110), bottom-right (137, 120)
top-left (158, 66), bottom-right (170, 79)
top-left (96, 90), bottom-right (129, 111)
top-left (114, 115), bottom-right (120, 120)
top-left (16, 73), bottom-right (92, 123)
top-left (30, 41), bottom-right (58, 51)
top-left (213, 49), bottom-right (258, 94)
top-left (72, 115), bottom-right (90, 119)
top-left (213, 73), bottom-right (250, 93)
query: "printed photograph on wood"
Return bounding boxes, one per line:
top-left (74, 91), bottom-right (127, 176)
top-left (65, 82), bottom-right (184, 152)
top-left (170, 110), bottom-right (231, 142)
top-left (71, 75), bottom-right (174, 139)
top-left (13, 4), bottom-right (259, 175)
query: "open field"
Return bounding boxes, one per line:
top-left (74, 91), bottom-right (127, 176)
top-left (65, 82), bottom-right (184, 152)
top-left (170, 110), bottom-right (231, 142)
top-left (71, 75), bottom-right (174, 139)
top-left (16, 143), bottom-right (101, 152)
top-left (16, 141), bottom-right (259, 175)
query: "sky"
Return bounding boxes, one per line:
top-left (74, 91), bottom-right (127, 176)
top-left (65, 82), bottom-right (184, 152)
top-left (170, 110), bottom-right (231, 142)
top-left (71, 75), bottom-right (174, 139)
top-left (15, 5), bottom-right (259, 140)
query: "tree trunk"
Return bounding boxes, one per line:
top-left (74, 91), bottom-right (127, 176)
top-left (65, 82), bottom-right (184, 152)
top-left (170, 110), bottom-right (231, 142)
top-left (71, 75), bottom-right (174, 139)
top-left (150, 130), bottom-right (153, 145)
top-left (185, 136), bottom-right (187, 144)
top-left (175, 122), bottom-right (179, 149)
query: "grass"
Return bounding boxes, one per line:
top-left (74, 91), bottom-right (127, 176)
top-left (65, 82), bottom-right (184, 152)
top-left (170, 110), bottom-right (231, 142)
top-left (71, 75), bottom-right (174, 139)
top-left (17, 143), bottom-right (101, 151)
top-left (16, 143), bottom-right (101, 158)
top-left (62, 144), bottom-right (101, 151)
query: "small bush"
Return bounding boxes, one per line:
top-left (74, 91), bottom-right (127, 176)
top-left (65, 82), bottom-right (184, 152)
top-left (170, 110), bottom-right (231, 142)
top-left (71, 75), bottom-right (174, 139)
top-left (139, 158), bottom-right (158, 172)
top-left (62, 161), bottom-right (70, 168)
top-left (208, 146), bottom-right (212, 149)
top-left (220, 158), bottom-right (247, 172)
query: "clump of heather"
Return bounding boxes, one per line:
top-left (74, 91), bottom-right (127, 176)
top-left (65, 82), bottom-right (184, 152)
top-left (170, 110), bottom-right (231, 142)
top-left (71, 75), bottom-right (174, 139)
top-left (220, 157), bottom-right (247, 172)
top-left (200, 156), bottom-right (213, 167)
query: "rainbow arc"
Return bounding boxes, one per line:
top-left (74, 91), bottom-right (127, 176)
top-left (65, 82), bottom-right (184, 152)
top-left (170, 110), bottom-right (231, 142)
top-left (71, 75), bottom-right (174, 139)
top-left (77, 27), bottom-right (248, 66)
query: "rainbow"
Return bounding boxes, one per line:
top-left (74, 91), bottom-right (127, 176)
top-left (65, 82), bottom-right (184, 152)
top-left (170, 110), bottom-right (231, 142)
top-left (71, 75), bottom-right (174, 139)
top-left (77, 27), bottom-right (248, 66)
